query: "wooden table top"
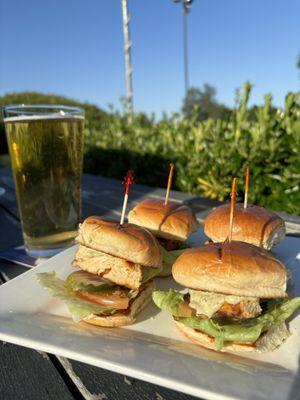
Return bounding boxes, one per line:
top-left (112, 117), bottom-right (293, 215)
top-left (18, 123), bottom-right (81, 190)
top-left (1, 167), bottom-right (299, 400)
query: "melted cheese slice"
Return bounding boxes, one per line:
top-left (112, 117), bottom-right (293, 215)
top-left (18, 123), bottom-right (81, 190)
top-left (189, 289), bottom-right (261, 318)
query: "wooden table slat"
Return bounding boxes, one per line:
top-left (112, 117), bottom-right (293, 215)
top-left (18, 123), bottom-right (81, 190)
top-left (69, 360), bottom-right (198, 400)
top-left (0, 342), bottom-right (75, 400)
top-left (0, 277), bottom-right (75, 400)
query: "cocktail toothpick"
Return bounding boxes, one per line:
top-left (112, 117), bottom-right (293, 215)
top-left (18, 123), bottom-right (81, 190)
top-left (164, 163), bottom-right (174, 206)
top-left (120, 170), bottom-right (135, 226)
top-left (229, 177), bottom-right (237, 242)
top-left (244, 166), bottom-right (250, 209)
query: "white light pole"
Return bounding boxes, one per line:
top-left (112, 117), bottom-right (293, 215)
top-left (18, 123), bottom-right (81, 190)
top-left (121, 0), bottom-right (134, 112)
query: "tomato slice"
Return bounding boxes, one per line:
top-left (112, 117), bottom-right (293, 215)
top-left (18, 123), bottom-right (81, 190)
top-left (74, 290), bottom-right (130, 310)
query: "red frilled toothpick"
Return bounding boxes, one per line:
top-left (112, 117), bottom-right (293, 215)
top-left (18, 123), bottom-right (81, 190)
top-left (229, 177), bottom-right (237, 242)
top-left (120, 170), bottom-right (135, 226)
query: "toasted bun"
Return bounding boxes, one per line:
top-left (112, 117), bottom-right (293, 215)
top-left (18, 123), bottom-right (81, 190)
top-left (83, 281), bottom-right (154, 327)
top-left (175, 320), bottom-right (289, 353)
top-left (76, 217), bottom-right (162, 268)
top-left (174, 320), bottom-right (256, 352)
top-left (128, 199), bottom-right (198, 241)
top-left (172, 241), bottom-right (287, 298)
top-left (204, 203), bottom-right (285, 250)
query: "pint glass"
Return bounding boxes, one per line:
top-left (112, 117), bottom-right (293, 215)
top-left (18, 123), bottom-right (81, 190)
top-left (3, 105), bottom-right (84, 257)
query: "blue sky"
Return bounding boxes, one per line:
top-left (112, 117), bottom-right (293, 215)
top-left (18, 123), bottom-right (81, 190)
top-left (0, 0), bottom-right (299, 115)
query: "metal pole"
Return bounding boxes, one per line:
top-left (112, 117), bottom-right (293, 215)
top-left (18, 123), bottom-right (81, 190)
top-left (182, 2), bottom-right (189, 96)
top-left (121, 0), bottom-right (133, 112)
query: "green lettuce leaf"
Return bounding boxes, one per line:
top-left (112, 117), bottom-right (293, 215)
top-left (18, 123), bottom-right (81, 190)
top-left (63, 270), bottom-right (139, 298)
top-left (152, 289), bottom-right (184, 316)
top-left (152, 289), bottom-right (300, 350)
top-left (37, 272), bottom-right (116, 322)
top-left (141, 265), bottom-right (162, 282)
top-left (128, 289), bottom-right (139, 299)
top-left (156, 262), bottom-right (172, 277)
top-left (161, 246), bottom-right (185, 266)
top-left (65, 270), bottom-right (119, 293)
top-left (179, 316), bottom-right (264, 350)
top-left (158, 246), bottom-right (186, 277)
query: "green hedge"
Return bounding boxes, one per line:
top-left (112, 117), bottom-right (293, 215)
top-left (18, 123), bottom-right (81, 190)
top-left (84, 83), bottom-right (300, 215)
top-left (1, 85), bottom-right (299, 215)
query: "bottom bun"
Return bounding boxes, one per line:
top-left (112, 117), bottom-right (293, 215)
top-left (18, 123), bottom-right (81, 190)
top-left (174, 320), bottom-right (255, 352)
top-left (83, 281), bottom-right (154, 327)
top-left (174, 320), bottom-right (289, 353)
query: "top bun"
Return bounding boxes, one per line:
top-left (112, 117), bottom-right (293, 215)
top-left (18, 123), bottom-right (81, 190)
top-left (204, 203), bottom-right (285, 249)
top-left (76, 217), bottom-right (162, 268)
top-left (128, 199), bottom-right (198, 241)
top-left (172, 241), bottom-right (287, 298)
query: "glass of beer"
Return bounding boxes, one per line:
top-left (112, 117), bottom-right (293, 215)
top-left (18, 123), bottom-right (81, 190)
top-left (3, 105), bottom-right (84, 257)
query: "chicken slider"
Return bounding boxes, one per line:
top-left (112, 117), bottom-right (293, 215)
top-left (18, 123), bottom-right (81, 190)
top-left (153, 241), bottom-right (300, 352)
top-left (38, 217), bottom-right (162, 327)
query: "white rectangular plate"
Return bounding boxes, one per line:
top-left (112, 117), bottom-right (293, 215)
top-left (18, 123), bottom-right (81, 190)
top-left (0, 228), bottom-right (300, 400)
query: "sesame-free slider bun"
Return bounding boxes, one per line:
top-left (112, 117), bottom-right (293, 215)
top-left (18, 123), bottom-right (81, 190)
top-left (76, 217), bottom-right (162, 268)
top-left (128, 199), bottom-right (198, 241)
top-left (172, 241), bottom-right (287, 298)
top-left (204, 203), bottom-right (285, 250)
top-left (83, 281), bottom-right (154, 327)
top-left (174, 320), bottom-right (289, 353)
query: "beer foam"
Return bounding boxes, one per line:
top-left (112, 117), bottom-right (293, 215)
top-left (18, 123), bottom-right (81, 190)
top-left (4, 113), bottom-right (84, 122)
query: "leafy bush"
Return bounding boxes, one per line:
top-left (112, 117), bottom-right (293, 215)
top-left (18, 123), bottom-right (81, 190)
top-left (1, 85), bottom-right (299, 215)
top-left (84, 83), bottom-right (300, 215)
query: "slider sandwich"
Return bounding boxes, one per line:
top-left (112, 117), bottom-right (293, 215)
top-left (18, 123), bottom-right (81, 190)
top-left (38, 217), bottom-right (162, 327)
top-left (204, 203), bottom-right (285, 250)
top-left (128, 199), bottom-right (198, 276)
top-left (153, 241), bottom-right (300, 352)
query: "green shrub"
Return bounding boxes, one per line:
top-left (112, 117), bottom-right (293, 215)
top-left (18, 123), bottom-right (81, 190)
top-left (1, 85), bottom-right (299, 215)
top-left (84, 83), bottom-right (300, 215)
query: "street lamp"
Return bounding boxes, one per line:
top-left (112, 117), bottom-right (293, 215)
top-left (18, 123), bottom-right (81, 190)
top-left (173, 0), bottom-right (194, 96)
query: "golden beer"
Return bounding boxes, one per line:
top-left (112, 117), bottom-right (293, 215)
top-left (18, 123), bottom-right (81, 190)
top-left (3, 106), bottom-right (84, 257)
